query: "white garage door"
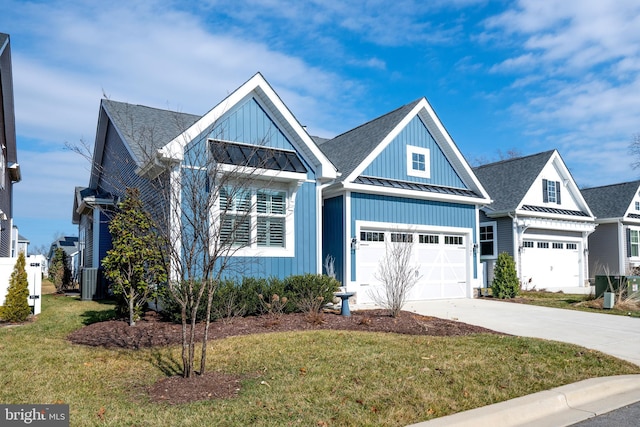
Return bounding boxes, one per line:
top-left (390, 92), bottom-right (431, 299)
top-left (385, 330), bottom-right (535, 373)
top-left (356, 229), bottom-right (469, 302)
top-left (520, 239), bottom-right (580, 288)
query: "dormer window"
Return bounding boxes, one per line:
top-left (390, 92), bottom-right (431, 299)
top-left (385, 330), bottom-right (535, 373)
top-left (543, 179), bottom-right (561, 204)
top-left (406, 145), bottom-right (430, 179)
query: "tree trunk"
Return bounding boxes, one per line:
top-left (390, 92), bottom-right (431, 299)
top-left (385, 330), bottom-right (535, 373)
top-left (129, 297), bottom-right (135, 326)
top-left (181, 306), bottom-right (191, 378)
top-left (199, 280), bottom-right (216, 375)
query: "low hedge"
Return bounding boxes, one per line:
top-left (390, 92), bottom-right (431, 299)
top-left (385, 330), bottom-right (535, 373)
top-left (160, 274), bottom-right (341, 323)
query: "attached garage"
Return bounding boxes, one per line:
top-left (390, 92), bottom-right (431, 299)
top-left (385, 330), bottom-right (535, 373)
top-left (354, 226), bottom-right (472, 303)
top-left (519, 237), bottom-right (581, 289)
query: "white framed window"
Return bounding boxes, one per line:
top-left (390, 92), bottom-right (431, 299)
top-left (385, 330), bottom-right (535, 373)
top-left (543, 179), bottom-right (561, 204)
top-left (537, 242), bottom-right (549, 249)
top-left (523, 241), bottom-right (534, 248)
top-left (552, 242), bottom-right (564, 249)
top-left (566, 243), bottom-right (577, 250)
top-left (635, 201), bottom-right (640, 211)
top-left (630, 229), bottom-right (639, 257)
top-left (479, 222), bottom-right (497, 258)
top-left (406, 145), bottom-right (430, 179)
top-left (218, 185), bottom-right (294, 256)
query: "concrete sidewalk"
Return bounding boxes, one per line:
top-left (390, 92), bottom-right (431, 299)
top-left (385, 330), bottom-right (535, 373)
top-left (398, 298), bottom-right (640, 426)
top-left (404, 298), bottom-right (640, 367)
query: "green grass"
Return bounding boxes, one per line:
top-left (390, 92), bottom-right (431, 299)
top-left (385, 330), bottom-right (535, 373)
top-left (1, 294), bottom-right (638, 426)
top-left (516, 291), bottom-right (640, 318)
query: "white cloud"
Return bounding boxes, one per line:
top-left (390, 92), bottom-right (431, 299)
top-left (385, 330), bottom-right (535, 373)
top-left (483, 0), bottom-right (640, 185)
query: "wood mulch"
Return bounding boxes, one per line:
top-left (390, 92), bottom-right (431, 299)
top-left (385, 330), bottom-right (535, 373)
top-left (67, 308), bottom-right (501, 405)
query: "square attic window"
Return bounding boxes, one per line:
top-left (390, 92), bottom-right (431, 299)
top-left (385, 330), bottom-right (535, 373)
top-left (406, 145), bottom-right (430, 179)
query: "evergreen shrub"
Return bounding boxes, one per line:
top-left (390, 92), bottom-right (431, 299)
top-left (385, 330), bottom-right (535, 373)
top-left (491, 252), bottom-right (520, 299)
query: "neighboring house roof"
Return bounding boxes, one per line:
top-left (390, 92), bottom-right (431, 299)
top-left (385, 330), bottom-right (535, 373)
top-left (318, 100), bottom-right (421, 183)
top-left (48, 236), bottom-right (79, 261)
top-left (474, 149), bottom-right (594, 219)
top-left (17, 234), bottom-right (29, 243)
top-left (582, 180), bottom-right (640, 219)
top-left (474, 150), bottom-right (555, 213)
top-left (72, 186), bottom-right (116, 224)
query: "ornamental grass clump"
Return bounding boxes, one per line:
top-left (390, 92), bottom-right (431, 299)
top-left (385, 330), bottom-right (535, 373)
top-left (491, 252), bottom-right (519, 299)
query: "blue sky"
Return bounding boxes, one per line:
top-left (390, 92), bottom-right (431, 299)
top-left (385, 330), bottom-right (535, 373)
top-left (2, 0), bottom-right (640, 252)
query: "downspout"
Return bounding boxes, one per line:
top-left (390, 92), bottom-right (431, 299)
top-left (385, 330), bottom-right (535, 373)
top-left (618, 218), bottom-right (625, 275)
top-left (316, 179), bottom-right (336, 275)
top-left (508, 211), bottom-right (527, 284)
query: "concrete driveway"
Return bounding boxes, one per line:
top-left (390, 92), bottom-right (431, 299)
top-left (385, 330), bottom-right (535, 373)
top-left (404, 298), bottom-right (640, 367)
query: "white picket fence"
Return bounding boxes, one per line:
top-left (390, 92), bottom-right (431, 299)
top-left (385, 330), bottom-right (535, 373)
top-left (0, 255), bottom-right (43, 316)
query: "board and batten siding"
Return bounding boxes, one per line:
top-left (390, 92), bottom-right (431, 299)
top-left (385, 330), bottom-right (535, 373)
top-left (322, 195), bottom-right (345, 285)
top-left (227, 180), bottom-right (318, 278)
top-left (181, 96), bottom-right (321, 279)
top-left (362, 116), bottom-right (465, 188)
top-left (207, 97), bottom-right (305, 154)
top-left (350, 192), bottom-right (477, 281)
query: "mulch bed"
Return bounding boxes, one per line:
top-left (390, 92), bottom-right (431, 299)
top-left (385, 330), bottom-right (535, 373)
top-left (67, 309), bottom-right (501, 404)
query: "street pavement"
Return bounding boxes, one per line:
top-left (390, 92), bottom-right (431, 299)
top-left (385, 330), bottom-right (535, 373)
top-left (570, 401), bottom-right (640, 427)
top-left (393, 297), bottom-right (640, 426)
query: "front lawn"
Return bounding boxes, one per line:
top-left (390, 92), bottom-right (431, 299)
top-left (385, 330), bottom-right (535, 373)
top-left (513, 291), bottom-right (640, 318)
top-left (1, 294), bottom-right (638, 426)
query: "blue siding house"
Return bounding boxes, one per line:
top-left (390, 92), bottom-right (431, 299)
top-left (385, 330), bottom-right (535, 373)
top-left (74, 74), bottom-right (491, 302)
top-left (318, 99), bottom-right (491, 302)
top-left (74, 73), bottom-right (337, 288)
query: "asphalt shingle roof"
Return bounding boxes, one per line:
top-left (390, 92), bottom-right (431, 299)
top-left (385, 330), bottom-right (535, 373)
top-left (101, 100), bottom-right (200, 166)
top-left (473, 150), bottom-right (556, 213)
top-left (581, 180), bottom-right (640, 219)
top-left (318, 99), bottom-right (422, 183)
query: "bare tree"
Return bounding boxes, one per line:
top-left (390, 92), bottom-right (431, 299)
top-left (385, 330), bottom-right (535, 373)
top-left (472, 147), bottom-right (523, 167)
top-left (70, 99), bottom-right (291, 377)
top-left (630, 133), bottom-right (640, 170)
top-left (369, 233), bottom-right (421, 317)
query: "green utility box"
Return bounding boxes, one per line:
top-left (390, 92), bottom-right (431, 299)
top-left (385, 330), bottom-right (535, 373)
top-left (627, 276), bottom-right (640, 296)
top-left (595, 275), bottom-right (640, 298)
top-left (594, 275), bottom-right (623, 298)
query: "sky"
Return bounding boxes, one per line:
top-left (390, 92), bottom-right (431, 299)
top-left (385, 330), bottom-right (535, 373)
top-left (2, 0), bottom-right (640, 252)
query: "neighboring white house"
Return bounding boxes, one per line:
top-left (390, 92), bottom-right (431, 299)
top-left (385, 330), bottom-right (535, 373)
top-left (474, 150), bottom-right (596, 292)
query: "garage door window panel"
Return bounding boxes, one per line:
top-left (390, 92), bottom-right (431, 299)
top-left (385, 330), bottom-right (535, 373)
top-left (391, 233), bottom-right (413, 243)
top-left (361, 231), bottom-right (385, 242)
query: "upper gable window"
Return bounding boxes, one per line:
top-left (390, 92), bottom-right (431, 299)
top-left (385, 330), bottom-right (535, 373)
top-left (542, 179), bottom-right (561, 205)
top-left (406, 145), bottom-right (430, 179)
top-left (635, 201), bottom-right (640, 211)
